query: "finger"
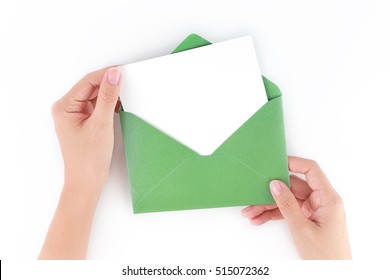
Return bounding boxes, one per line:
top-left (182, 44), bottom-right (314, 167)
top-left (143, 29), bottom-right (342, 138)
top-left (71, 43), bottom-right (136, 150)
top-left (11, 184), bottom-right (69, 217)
top-left (250, 208), bottom-right (283, 226)
top-left (288, 156), bottom-right (332, 192)
top-left (290, 175), bottom-right (312, 200)
top-left (241, 204), bottom-right (277, 219)
top-left (65, 67), bottom-right (109, 101)
top-left (246, 198), bottom-right (305, 226)
top-left (270, 180), bottom-right (310, 233)
top-left (301, 199), bottom-right (314, 219)
top-left (93, 67), bottom-right (122, 121)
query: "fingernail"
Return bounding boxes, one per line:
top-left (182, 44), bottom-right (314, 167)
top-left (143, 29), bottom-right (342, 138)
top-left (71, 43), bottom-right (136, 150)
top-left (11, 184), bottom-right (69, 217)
top-left (270, 180), bottom-right (283, 197)
top-left (107, 67), bottom-right (121, 85)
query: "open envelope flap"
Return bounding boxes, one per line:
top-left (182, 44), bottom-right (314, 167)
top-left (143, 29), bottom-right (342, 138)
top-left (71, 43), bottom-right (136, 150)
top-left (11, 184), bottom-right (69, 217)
top-left (119, 34), bottom-right (289, 213)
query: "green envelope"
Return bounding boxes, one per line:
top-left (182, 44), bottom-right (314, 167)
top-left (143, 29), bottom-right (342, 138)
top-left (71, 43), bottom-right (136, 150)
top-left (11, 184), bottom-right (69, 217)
top-left (120, 34), bottom-right (289, 213)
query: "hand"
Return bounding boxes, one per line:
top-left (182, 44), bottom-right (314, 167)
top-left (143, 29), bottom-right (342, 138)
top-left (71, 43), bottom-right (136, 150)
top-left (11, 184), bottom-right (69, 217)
top-left (39, 67), bottom-right (121, 259)
top-left (241, 156), bottom-right (352, 260)
top-left (51, 67), bottom-right (121, 193)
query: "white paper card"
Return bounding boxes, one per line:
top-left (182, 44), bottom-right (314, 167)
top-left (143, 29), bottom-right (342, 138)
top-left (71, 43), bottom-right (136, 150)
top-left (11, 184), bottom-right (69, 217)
top-left (120, 36), bottom-right (268, 155)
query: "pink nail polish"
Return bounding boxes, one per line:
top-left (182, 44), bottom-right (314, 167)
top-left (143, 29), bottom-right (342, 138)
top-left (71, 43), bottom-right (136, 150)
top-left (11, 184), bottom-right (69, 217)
top-left (270, 181), bottom-right (282, 197)
top-left (107, 68), bottom-right (121, 85)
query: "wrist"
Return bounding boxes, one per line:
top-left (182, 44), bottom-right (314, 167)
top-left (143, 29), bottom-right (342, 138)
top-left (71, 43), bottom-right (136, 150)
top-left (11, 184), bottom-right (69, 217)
top-left (64, 164), bottom-right (107, 187)
top-left (61, 181), bottom-right (102, 210)
top-left (63, 173), bottom-right (106, 203)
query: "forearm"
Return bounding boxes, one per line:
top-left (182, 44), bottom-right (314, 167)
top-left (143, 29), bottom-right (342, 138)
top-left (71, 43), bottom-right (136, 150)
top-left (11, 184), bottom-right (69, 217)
top-left (38, 183), bottom-right (102, 260)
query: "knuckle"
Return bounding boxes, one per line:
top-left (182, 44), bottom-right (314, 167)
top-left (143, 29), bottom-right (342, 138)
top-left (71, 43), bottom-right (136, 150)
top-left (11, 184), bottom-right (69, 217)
top-left (280, 196), bottom-right (295, 212)
top-left (334, 194), bottom-right (344, 208)
top-left (82, 71), bottom-right (94, 81)
top-left (101, 87), bottom-right (118, 104)
top-left (51, 100), bottom-right (61, 118)
top-left (325, 192), bottom-right (345, 213)
top-left (308, 159), bottom-right (319, 168)
top-left (336, 194), bottom-right (344, 204)
top-left (333, 195), bottom-right (346, 219)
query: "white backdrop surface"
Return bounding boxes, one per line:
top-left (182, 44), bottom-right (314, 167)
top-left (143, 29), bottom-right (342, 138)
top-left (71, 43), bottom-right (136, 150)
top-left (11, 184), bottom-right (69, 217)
top-left (2, 0), bottom-right (390, 261)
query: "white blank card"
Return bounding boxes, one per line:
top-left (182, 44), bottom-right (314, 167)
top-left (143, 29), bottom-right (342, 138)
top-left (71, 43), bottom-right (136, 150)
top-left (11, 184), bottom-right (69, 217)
top-left (120, 36), bottom-right (268, 155)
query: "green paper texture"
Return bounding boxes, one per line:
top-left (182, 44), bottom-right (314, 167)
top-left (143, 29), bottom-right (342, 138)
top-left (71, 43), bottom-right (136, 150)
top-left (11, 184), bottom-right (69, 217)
top-left (120, 34), bottom-right (289, 213)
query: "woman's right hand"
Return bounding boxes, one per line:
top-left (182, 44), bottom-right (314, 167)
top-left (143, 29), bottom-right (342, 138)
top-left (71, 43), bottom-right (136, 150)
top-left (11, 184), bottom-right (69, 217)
top-left (242, 156), bottom-right (352, 259)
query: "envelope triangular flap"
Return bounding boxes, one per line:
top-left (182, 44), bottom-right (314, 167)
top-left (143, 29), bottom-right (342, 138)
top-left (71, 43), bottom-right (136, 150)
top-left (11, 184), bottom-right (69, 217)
top-left (119, 34), bottom-right (289, 213)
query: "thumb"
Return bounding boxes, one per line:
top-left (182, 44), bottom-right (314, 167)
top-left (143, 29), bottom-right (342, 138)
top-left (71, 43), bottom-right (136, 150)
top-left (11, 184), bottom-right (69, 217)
top-left (270, 180), bottom-right (309, 232)
top-left (93, 67), bottom-right (121, 120)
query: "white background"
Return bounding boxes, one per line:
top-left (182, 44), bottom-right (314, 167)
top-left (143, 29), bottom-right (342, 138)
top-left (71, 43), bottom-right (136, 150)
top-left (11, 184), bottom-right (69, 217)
top-left (2, 0), bottom-right (390, 267)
